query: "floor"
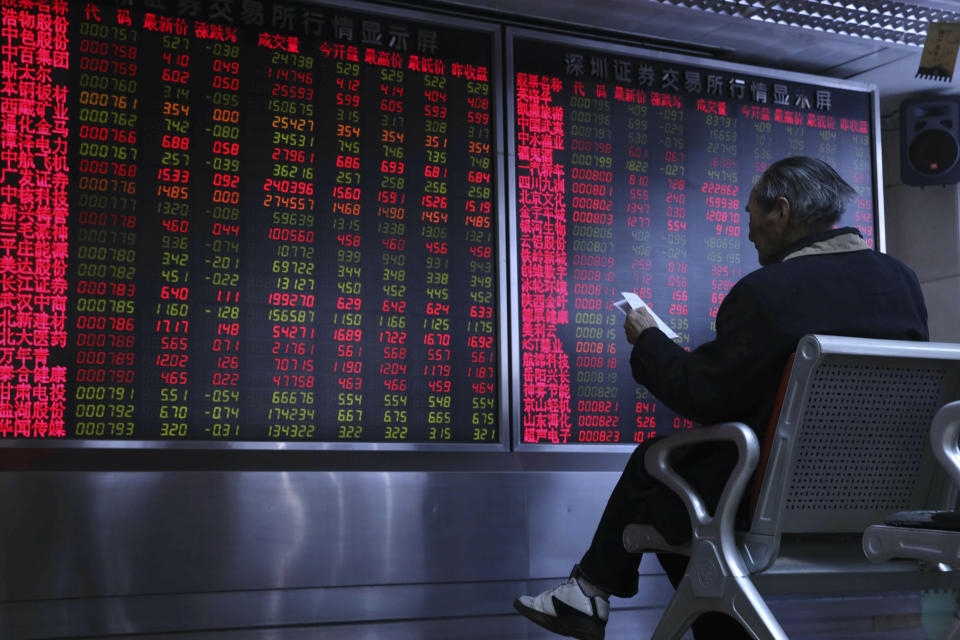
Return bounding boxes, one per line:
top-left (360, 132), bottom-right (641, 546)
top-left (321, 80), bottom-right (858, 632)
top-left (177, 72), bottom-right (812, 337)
top-left (67, 592), bottom-right (953, 640)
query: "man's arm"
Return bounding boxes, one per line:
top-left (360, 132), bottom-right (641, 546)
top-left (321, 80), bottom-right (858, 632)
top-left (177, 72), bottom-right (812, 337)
top-left (627, 283), bottom-right (788, 427)
top-left (623, 306), bottom-right (658, 343)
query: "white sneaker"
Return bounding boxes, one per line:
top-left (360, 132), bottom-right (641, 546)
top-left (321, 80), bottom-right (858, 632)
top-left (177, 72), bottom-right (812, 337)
top-left (514, 570), bottom-right (609, 640)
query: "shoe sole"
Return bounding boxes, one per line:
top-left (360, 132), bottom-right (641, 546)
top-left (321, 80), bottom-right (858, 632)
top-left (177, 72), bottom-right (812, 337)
top-left (513, 598), bottom-right (605, 640)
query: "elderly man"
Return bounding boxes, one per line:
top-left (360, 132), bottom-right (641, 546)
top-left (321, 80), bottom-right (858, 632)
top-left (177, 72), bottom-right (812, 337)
top-left (514, 156), bottom-right (929, 640)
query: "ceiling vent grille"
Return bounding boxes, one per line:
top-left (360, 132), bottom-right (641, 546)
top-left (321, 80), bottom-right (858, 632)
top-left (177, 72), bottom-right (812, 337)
top-left (647, 0), bottom-right (960, 46)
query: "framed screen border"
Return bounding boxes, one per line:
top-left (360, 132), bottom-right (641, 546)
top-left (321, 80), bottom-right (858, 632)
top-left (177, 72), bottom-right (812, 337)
top-left (2, 0), bottom-right (509, 452)
top-left (506, 26), bottom-right (885, 452)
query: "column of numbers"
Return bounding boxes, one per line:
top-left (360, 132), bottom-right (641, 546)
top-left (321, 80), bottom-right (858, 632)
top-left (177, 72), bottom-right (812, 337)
top-left (850, 133), bottom-right (874, 246)
top-left (814, 124), bottom-right (842, 228)
top-left (420, 72), bottom-right (453, 440)
top-left (661, 107), bottom-right (690, 355)
top-left (203, 40), bottom-right (242, 437)
top-left (570, 91), bottom-right (619, 444)
top-left (153, 33), bottom-right (192, 438)
top-left (815, 127), bottom-right (839, 169)
top-left (71, 14), bottom-right (139, 438)
top-left (778, 123), bottom-right (801, 171)
top-left (463, 77), bottom-right (496, 441)
top-left (330, 59), bottom-right (363, 440)
top-left (377, 66), bottom-right (409, 441)
top-left (624, 102), bottom-right (656, 441)
top-left (703, 113), bottom-right (742, 333)
top-left (264, 50), bottom-right (317, 440)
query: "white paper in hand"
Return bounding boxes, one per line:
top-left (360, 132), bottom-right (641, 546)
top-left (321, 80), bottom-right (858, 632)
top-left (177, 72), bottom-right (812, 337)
top-left (615, 291), bottom-right (679, 340)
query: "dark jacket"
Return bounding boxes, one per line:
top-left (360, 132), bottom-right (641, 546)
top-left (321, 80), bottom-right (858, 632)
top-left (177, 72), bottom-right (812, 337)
top-left (629, 227), bottom-right (929, 541)
top-left (631, 227), bottom-right (928, 440)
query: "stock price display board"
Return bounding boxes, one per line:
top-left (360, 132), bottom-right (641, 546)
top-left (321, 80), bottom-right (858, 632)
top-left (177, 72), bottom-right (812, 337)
top-left (1, 0), bottom-right (501, 446)
top-left (510, 31), bottom-right (878, 447)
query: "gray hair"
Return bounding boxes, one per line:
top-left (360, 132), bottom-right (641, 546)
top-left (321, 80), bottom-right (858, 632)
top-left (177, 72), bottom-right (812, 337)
top-left (751, 156), bottom-right (856, 229)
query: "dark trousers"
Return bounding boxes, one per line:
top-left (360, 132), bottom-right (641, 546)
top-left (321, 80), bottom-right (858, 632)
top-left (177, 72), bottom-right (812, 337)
top-left (577, 438), bottom-right (751, 640)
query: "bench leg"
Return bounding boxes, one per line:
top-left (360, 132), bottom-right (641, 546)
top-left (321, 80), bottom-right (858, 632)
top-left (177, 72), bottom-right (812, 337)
top-left (944, 613), bottom-right (960, 640)
top-left (650, 574), bottom-right (788, 640)
top-left (727, 575), bottom-right (789, 640)
top-left (650, 576), bottom-right (701, 640)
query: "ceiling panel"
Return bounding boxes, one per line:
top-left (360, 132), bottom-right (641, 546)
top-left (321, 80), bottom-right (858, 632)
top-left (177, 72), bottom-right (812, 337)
top-left (426, 0), bottom-right (960, 102)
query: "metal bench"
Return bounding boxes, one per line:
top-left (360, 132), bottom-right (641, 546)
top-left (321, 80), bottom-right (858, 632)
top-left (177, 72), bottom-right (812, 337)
top-left (622, 334), bottom-right (960, 640)
top-left (864, 399), bottom-right (960, 640)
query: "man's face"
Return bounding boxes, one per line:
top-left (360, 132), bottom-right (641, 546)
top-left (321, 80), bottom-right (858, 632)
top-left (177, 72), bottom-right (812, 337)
top-left (746, 195), bottom-right (785, 266)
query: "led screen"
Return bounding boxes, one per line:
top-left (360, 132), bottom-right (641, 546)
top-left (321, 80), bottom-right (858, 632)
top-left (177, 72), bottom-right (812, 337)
top-left (510, 33), bottom-right (877, 446)
top-left (1, 0), bottom-right (499, 445)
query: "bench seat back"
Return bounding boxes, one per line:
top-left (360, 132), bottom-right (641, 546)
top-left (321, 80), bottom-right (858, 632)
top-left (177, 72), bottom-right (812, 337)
top-left (744, 335), bottom-right (960, 570)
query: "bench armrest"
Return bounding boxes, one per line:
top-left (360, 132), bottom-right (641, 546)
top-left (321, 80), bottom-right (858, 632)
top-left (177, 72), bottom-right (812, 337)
top-left (932, 401), bottom-right (960, 490)
top-left (635, 424), bottom-right (789, 639)
top-left (644, 422), bottom-right (760, 560)
top-left (863, 401), bottom-right (960, 566)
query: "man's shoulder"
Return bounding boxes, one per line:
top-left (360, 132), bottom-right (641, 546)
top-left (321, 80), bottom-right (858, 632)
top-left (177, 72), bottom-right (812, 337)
top-left (745, 248), bottom-right (914, 280)
top-left (730, 249), bottom-right (902, 296)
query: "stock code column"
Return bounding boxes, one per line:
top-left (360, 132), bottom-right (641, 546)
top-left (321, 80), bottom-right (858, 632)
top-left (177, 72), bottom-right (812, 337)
top-left (511, 35), bottom-right (877, 447)
top-left (71, 9), bottom-right (139, 438)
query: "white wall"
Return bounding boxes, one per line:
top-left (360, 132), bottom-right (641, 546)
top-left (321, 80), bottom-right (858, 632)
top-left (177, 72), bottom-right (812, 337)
top-left (846, 49), bottom-right (960, 342)
top-left (881, 123), bottom-right (960, 342)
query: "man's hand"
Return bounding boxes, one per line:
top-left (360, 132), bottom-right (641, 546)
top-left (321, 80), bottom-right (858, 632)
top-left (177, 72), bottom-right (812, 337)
top-left (624, 307), bottom-right (658, 344)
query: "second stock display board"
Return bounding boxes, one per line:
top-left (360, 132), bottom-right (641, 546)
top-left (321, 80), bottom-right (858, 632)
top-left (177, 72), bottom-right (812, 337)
top-left (508, 30), bottom-right (881, 448)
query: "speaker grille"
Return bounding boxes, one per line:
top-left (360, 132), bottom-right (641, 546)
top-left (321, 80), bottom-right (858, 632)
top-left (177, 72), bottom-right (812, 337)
top-left (901, 98), bottom-right (960, 186)
top-left (785, 363), bottom-right (944, 512)
top-left (909, 129), bottom-right (960, 175)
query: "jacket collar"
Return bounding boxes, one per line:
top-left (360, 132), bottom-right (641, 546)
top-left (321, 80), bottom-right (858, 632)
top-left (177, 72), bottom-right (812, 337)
top-left (775, 227), bottom-right (869, 263)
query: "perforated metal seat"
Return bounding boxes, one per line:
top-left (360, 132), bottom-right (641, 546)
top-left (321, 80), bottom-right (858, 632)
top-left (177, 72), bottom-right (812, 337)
top-left (623, 335), bottom-right (960, 640)
top-left (782, 361), bottom-right (945, 522)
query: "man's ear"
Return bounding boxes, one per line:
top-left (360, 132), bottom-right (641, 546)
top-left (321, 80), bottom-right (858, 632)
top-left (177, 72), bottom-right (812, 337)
top-left (772, 196), bottom-right (791, 231)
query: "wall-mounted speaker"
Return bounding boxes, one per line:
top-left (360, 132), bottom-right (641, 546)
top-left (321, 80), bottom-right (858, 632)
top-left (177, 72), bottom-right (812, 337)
top-left (901, 96), bottom-right (960, 186)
